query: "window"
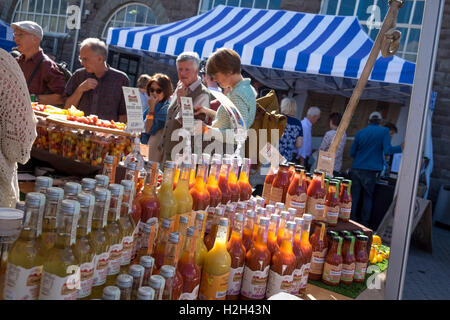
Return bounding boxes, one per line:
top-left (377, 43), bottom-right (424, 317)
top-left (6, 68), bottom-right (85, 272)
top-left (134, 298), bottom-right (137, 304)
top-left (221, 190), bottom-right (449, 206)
top-left (320, 0), bottom-right (424, 62)
top-left (102, 3), bottom-right (158, 39)
top-left (12, 0), bottom-right (69, 34)
top-left (107, 50), bottom-right (140, 86)
top-left (198, 0), bottom-right (282, 15)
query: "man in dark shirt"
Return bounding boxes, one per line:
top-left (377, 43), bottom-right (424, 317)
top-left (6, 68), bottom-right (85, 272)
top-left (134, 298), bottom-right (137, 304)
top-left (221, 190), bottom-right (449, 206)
top-left (12, 21), bottom-right (66, 105)
top-left (64, 38), bottom-right (129, 122)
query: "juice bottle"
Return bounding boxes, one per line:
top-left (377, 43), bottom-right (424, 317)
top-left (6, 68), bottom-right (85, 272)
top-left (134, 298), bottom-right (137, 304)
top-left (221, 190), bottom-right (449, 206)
top-left (125, 161), bottom-right (140, 194)
top-left (88, 188), bottom-right (112, 299)
top-left (153, 219), bottom-right (172, 271)
top-left (252, 207), bottom-right (267, 241)
top-left (309, 221), bottom-right (328, 281)
top-left (327, 230), bottom-right (339, 252)
top-left (160, 265), bottom-right (177, 300)
top-left (188, 154), bottom-right (198, 190)
top-left (306, 171), bottom-right (326, 222)
top-left (341, 235), bottom-right (356, 285)
top-left (63, 182), bottom-right (82, 201)
top-left (287, 162), bottom-right (296, 184)
top-left (176, 216), bottom-right (190, 265)
top-left (178, 227), bottom-right (201, 300)
top-left (190, 159), bottom-right (211, 211)
top-left (262, 164), bottom-right (277, 205)
top-left (193, 212), bottom-right (208, 271)
top-left (119, 180), bottom-right (137, 273)
top-left (324, 181), bottom-right (340, 227)
top-left (274, 202), bottom-right (285, 216)
top-left (128, 264), bottom-right (145, 300)
top-left (95, 174), bottom-right (110, 190)
top-left (139, 255), bottom-right (155, 286)
top-left (199, 218), bottom-right (231, 300)
top-left (204, 206), bottom-right (216, 235)
top-left (224, 204), bottom-right (236, 239)
top-left (172, 153), bottom-right (183, 190)
top-left (138, 161), bottom-right (161, 225)
top-left (265, 221), bottom-right (296, 299)
top-left (34, 176), bottom-right (53, 194)
top-left (276, 211), bottom-right (290, 246)
top-left (3, 193), bottom-right (46, 300)
top-left (204, 207), bottom-right (225, 251)
top-left (226, 213), bottom-right (246, 300)
top-left (339, 180), bottom-right (353, 222)
top-left (354, 235), bottom-right (369, 283)
top-left (161, 232), bottom-right (184, 300)
top-left (228, 157), bottom-right (241, 203)
top-left (265, 204), bottom-right (276, 217)
top-left (299, 214), bottom-right (313, 294)
top-left (157, 161), bottom-right (178, 227)
top-left (270, 163), bottom-right (290, 204)
top-left (322, 236), bottom-right (343, 286)
top-left (173, 162), bottom-right (194, 231)
top-left (206, 157), bottom-right (222, 207)
top-left (291, 218), bottom-right (305, 296)
top-left (267, 214), bottom-right (280, 255)
top-left (39, 200), bottom-right (80, 300)
top-left (242, 210), bottom-right (256, 252)
top-left (81, 178), bottom-right (97, 195)
top-left (102, 155), bottom-right (116, 184)
top-left (115, 274), bottom-right (132, 300)
top-left (104, 184), bottom-right (125, 287)
top-left (74, 193), bottom-right (96, 299)
top-left (238, 158), bottom-right (252, 201)
top-left (149, 275), bottom-right (165, 300)
top-left (286, 168), bottom-right (307, 217)
top-left (218, 158), bottom-right (232, 205)
top-left (201, 153), bottom-right (211, 182)
top-left (240, 217), bottom-right (271, 300)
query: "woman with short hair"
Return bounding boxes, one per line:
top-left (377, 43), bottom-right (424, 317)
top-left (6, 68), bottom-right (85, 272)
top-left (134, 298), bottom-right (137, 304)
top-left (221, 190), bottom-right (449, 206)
top-left (278, 97), bottom-right (303, 162)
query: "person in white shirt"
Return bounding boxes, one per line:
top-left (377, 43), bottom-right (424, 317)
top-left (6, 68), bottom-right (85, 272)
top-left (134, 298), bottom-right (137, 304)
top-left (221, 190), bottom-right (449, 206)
top-left (319, 112), bottom-right (347, 176)
top-left (295, 106), bottom-right (321, 169)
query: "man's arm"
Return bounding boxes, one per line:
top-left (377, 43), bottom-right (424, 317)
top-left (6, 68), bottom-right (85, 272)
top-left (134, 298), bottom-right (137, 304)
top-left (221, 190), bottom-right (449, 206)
top-left (383, 129), bottom-right (403, 155)
top-left (64, 86), bottom-right (86, 109)
top-left (39, 93), bottom-right (63, 106)
top-left (42, 61), bottom-right (66, 106)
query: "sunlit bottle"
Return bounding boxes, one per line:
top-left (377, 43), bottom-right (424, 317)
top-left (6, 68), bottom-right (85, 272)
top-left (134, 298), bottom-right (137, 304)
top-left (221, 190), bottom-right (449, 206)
top-left (204, 207), bottom-right (225, 251)
top-left (190, 158), bottom-right (210, 211)
top-left (267, 214), bottom-right (280, 255)
top-left (228, 157), bottom-right (240, 203)
top-left (119, 180), bottom-right (136, 273)
top-left (157, 161), bottom-right (178, 228)
top-left (39, 200), bottom-right (80, 300)
top-left (242, 210), bottom-right (256, 252)
top-left (173, 163), bottom-right (194, 231)
top-left (226, 213), bottom-right (246, 300)
top-left (206, 157), bottom-right (222, 207)
top-left (161, 232), bottom-right (184, 300)
top-left (188, 154), bottom-right (198, 190)
top-left (172, 153), bottom-right (183, 190)
top-left (123, 137), bottom-right (145, 173)
top-left (178, 227), bottom-right (201, 300)
top-left (64, 182), bottom-right (81, 201)
top-left (238, 158), bottom-right (253, 201)
top-left (218, 158), bottom-right (232, 205)
top-left (299, 214), bottom-right (313, 294)
top-left (193, 212), bottom-right (208, 272)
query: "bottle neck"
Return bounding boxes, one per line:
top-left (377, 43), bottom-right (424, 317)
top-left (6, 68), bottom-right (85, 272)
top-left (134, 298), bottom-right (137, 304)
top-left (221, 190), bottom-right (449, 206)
top-left (239, 161), bottom-right (250, 183)
top-left (144, 164), bottom-right (158, 193)
top-left (42, 200), bottom-right (60, 231)
top-left (294, 224), bottom-right (303, 244)
top-left (21, 206), bottom-right (41, 239)
top-left (231, 219), bottom-right (244, 240)
top-left (120, 190), bottom-right (133, 217)
top-left (176, 167), bottom-right (190, 190)
top-left (163, 240), bottom-right (179, 268)
top-left (161, 167), bottom-right (175, 191)
top-left (219, 164), bottom-right (230, 180)
top-left (77, 206), bottom-right (92, 237)
top-left (55, 213), bottom-right (78, 248)
top-left (156, 227), bottom-right (170, 251)
top-left (183, 235), bottom-right (195, 261)
top-left (195, 164), bottom-right (207, 188)
top-left (301, 221), bottom-right (311, 243)
top-left (213, 224), bottom-right (228, 248)
top-left (229, 161), bottom-right (239, 184)
top-left (207, 163), bottom-right (220, 186)
top-left (92, 200), bottom-right (108, 229)
top-left (244, 217), bottom-right (254, 232)
top-left (255, 223), bottom-right (268, 245)
top-left (108, 195), bottom-right (123, 223)
top-left (194, 218), bottom-right (205, 240)
top-left (280, 228), bottom-right (294, 252)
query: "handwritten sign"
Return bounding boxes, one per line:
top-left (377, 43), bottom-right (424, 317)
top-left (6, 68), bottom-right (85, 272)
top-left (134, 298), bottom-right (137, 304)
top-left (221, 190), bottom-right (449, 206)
top-left (122, 87), bottom-right (144, 132)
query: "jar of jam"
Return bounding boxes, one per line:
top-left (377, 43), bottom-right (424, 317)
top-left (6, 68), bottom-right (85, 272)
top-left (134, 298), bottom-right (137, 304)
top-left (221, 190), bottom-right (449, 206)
top-left (306, 171), bottom-right (326, 222)
top-left (353, 235), bottom-right (369, 283)
top-left (269, 163), bottom-right (290, 205)
top-left (339, 180), bottom-right (352, 222)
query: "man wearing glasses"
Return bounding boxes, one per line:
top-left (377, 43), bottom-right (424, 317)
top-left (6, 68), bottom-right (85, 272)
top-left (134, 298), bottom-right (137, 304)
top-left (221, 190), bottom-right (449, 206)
top-left (12, 21), bottom-right (66, 106)
top-left (64, 38), bottom-right (129, 122)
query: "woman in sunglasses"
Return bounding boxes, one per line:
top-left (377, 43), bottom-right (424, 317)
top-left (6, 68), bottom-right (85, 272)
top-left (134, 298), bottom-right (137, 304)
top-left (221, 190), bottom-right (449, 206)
top-left (141, 73), bottom-right (173, 161)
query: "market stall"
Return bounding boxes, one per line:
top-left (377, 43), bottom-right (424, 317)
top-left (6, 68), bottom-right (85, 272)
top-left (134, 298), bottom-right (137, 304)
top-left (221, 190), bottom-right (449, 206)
top-left (0, 20), bottom-right (16, 52)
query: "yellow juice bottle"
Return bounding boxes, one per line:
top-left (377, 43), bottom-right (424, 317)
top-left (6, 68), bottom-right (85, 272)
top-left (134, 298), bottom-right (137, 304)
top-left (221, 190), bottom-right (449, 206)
top-left (193, 211), bottom-right (208, 272)
top-left (157, 161), bottom-right (178, 228)
top-left (173, 163), bottom-right (193, 231)
top-left (172, 153), bottom-right (183, 190)
top-left (199, 218), bottom-right (231, 300)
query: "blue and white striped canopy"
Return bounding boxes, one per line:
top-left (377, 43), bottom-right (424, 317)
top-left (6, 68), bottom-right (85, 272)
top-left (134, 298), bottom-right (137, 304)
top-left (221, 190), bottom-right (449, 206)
top-left (107, 5), bottom-right (415, 86)
top-left (0, 20), bottom-right (16, 52)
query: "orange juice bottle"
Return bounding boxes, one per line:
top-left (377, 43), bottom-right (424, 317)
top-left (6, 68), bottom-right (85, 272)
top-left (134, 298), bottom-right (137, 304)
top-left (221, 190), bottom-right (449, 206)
top-left (177, 227), bottom-right (201, 300)
top-left (291, 217), bottom-right (305, 296)
top-left (299, 214), bottom-right (313, 294)
top-left (188, 154), bottom-right (198, 190)
top-left (252, 207), bottom-right (267, 241)
top-left (172, 153), bottom-right (183, 190)
top-left (228, 157), bottom-right (240, 203)
top-left (157, 161), bottom-right (178, 228)
top-left (153, 219), bottom-right (172, 272)
top-left (173, 163), bottom-right (193, 231)
top-left (199, 218), bottom-right (231, 300)
top-left (276, 211), bottom-right (290, 246)
top-left (218, 158), bottom-right (232, 205)
top-left (267, 214), bottom-right (280, 255)
top-left (206, 157), bottom-right (222, 208)
top-left (201, 153), bottom-right (211, 182)
top-left (238, 158), bottom-right (252, 201)
top-left (226, 213), bottom-right (246, 300)
top-left (189, 159), bottom-right (210, 211)
top-left (204, 207), bottom-right (225, 251)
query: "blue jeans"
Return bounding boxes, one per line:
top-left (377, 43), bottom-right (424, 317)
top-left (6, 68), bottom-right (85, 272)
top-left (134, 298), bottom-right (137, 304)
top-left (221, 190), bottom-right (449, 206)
top-left (350, 169), bottom-right (379, 227)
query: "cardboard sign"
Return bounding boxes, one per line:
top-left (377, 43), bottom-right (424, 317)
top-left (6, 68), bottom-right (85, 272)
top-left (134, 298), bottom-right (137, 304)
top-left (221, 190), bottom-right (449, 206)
top-left (180, 96), bottom-right (195, 135)
top-left (317, 150), bottom-right (336, 177)
top-left (122, 87), bottom-right (144, 131)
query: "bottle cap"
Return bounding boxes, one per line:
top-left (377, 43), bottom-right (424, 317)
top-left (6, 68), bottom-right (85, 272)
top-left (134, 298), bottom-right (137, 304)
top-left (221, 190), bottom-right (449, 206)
top-left (160, 265), bottom-right (176, 278)
top-left (168, 232), bottom-right (180, 244)
top-left (207, 206), bottom-right (216, 214)
top-left (340, 230), bottom-right (351, 237)
top-left (237, 202), bottom-right (247, 209)
top-left (179, 215), bottom-right (189, 225)
top-left (287, 221), bottom-right (296, 230)
top-left (46, 187), bottom-right (64, 201)
top-left (126, 161), bottom-right (137, 171)
top-left (81, 178), bottom-right (96, 191)
top-left (313, 170), bottom-right (324, 175)
top-left (186, 226), bottom-right (195, 237)
top-left (104, 155), bottom-right (114, 164)
top-left (246, 199), bottom-right (256, 208)
top-left (108, 184), bottom-right (124, 196)
top-left (329, 180), bottom-right (338, 186)
top-left (162, 219), bottom-right (171, 229)
top-left (234, 213), bottom-right (244, 222)
top-left (102, 286), bottom-right (121, 300)
top-left (280, 211), bottom-right (290, 219)
top-left (116, 274), bottom-right (133, 288)
top-left (287, 162), bottom-right (295, 167)
top-left (256, 198), bottom-right (265, 206)
top-left (64, 182), bottom-right (81, 195)
top-left (259, 217), bottom-right (270, 226)
top-left (343, 179), bottom-right (352, 184)
top-left (94, 188), bottom-right (108, 201)
top-left (288, 208), bottom-right (297, 216)
top-left (139, 255), bottom-right (155, 268)
top-left (256, 207), bottom-right (267, 216)
top-left (95, 175), bottom-right (109, 187)
top-left (246, 210), bottom-right (255, 219)
top-left (275, 202), bottom-right (285, 209)
top-left (270, 214), bottom-right (280, 222)
top-left (137, 286), bottom-right (155, 300)
top-left (265, 205), bottom-right (275, 213)
top-left (219, 217), bottom-right (229, 227)
top-left (195, 212), bottom-right (205, 221)
top-left (164, 161), bottom-right (175, 169)
top-left (61, 199), bottom-right (79, 215)
top-left (327, 230), bottom-right (338, 237)
top-left (128, 264), bottom-right (145, 278)
top-left (120, 180), bottom-right (135, 191)
top-left (357, 234), bottom-right (368, 242)
top-left (294, 217), bottom-right (304, 226)
top-left (333, 236), bottom-right (342, 242)
top-left (215, 207), bottom-right (225, 216)
top-left (149, 275), bottom-right (165, 289)
top-left (303, 214), bottom-right (313, 222)
top-left (35, 176), bottom-right (53, 189)
top-left (352, 230), bottom-right (364, 236)
top-left (25, 192), bottom-right (44, 207)
top-left (294, 165), bottom-right (305, 170)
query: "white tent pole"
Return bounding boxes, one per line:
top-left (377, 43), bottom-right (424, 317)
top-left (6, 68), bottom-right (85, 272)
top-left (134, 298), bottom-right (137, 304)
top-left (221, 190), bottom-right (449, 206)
top-left (384, 0), bottom-right (444, 300)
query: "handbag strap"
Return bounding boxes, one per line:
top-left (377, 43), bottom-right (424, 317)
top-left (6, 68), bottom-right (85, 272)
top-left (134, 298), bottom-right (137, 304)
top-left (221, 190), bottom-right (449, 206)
top-left (27, 57), bottom-right (45, 87)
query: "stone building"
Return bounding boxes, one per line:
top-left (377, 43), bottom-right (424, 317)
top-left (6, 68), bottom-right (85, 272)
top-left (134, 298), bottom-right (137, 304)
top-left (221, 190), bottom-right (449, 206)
top-left (1, 0), bottom-right (448, 204)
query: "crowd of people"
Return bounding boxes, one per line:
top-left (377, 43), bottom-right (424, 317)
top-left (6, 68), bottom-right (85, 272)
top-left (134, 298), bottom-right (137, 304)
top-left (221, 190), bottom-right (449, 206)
top-left (0, 19), bottom-right (405, 227)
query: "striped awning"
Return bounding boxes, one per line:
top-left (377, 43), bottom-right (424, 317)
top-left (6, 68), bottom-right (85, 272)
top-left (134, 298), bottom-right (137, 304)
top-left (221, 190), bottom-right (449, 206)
top-left (107, 5), bottom-right (415, 86)
top-left (0, 20), bottom-right (16, 51)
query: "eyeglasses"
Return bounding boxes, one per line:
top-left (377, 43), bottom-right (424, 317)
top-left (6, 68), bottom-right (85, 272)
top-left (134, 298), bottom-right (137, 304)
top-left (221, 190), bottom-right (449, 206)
top-left (149, 88), bottom-right (162, 94)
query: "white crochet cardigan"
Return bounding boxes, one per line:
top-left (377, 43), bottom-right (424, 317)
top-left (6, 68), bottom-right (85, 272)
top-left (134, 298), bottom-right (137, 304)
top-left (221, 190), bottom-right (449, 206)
top-left (0, 49), bottom-right (37, 207)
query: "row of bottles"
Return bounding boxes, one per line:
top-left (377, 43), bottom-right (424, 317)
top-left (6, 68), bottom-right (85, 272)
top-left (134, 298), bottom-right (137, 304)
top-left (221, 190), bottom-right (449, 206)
top-left (262, 163), bottom-right (353, 226)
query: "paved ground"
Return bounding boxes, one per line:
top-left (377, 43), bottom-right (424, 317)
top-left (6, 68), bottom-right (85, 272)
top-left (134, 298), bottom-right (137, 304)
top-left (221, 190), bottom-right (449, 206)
top-left (402, 224), bottom-right (450, 300)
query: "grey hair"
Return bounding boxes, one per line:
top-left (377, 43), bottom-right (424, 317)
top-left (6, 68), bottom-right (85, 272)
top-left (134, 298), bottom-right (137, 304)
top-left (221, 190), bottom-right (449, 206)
top-left (307, 106), bottom-right (321, 118)
top-left (176, 51), bottom-right (200, 69)
top-left (80, 38), bottom-right (108, 60)
top-left (280, 97), bottom-right (297, 116)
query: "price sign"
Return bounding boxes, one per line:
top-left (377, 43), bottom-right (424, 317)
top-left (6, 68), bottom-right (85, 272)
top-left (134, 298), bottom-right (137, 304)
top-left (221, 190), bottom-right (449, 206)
top-left (180, 96), bottom-right (194, 135)
top-left (122, 87), bottom-right (144, 131)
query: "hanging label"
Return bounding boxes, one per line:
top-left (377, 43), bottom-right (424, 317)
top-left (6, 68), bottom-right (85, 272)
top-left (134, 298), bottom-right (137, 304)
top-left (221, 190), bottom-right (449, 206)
top-left (180, 96), bottom-right (195, 135)
top-left (92, 251), bottom-right (109, 287)
top-left (179, 284), bottom-right (200, 300)
top-left (3, 264), bottom-right (42, 300)
top-left (226, 266), bottom-right (244, 296)
top-left (265, 269), bottom-right (294, 299)
top-left (39, 269), bottom-right (80, 300)
top-left (122, 87), bottom-right (144, 131)
top-left (85, 194), bottom-right (95, 234)
top-left (198, 271), bottom-right (229, 300)
top-left (322, 263), bottom-right (342, 285)
top-left (240, 265), bottom-right (270, 300)
top-left (107, 243), bottom-right (123, 276)
top-left (78, 256), bottom-right (96, 298)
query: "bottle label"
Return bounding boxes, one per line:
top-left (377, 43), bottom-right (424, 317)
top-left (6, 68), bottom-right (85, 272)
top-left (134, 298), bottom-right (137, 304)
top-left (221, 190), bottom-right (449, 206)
top-left (265, 269), bottom-right (294, 299)
top-left (354, 262), bottom-right (367, 280)
top-left (322, 263), bottom-right (342, 284)
top-left (3, 264), bottom-right (42, 300)
top-left (179, 284), bottom-right (200, 300)
top-left (121, 235), bottom-right (134, 266)
top-left (39, 270), bottom-right (80, 300)
top-left (199, 271), bottom-right (229, 300)
top-left (78, 256), bottom-right (95, 298)
top-left (269, 187), bottom-right (284, 204)
top-left (306, 198), bottom-right (325, 221)
top-left (107, 243), bottom-right (123, 276)
top-left (226, 266), bottom-right (244, 296)
top-left (286, 193), bottom-right (307, 215)
top-left (290, 266), bottom-right (304, 295)
top-left (92, 251), bottom-right (109, 287)
top-left (339, 203), bottom-right (352, 220)
top-left (341, 263), bottom-right (355, 282)
top-left (325, 205), bottom-right (340, 225)
top-left (240, 265), bottom-right (270, 300)
top-left (262, 183), bottom-right (272, 204)
top-left (300, 262), bottom-right (311, 289)
top-left (310, 249), bottom-right (328, 275)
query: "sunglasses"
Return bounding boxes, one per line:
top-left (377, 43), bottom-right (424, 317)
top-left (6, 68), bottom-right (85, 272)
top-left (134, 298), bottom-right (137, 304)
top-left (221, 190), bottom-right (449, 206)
top-left (149, 88), bottom-right (162, 94)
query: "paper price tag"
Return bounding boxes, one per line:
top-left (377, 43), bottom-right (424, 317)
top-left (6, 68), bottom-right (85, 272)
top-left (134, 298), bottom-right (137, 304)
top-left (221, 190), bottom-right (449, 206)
top-left (122, 87), bottom-right (144, 131)
top-left (180, 96), bottom-right (194, 135)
